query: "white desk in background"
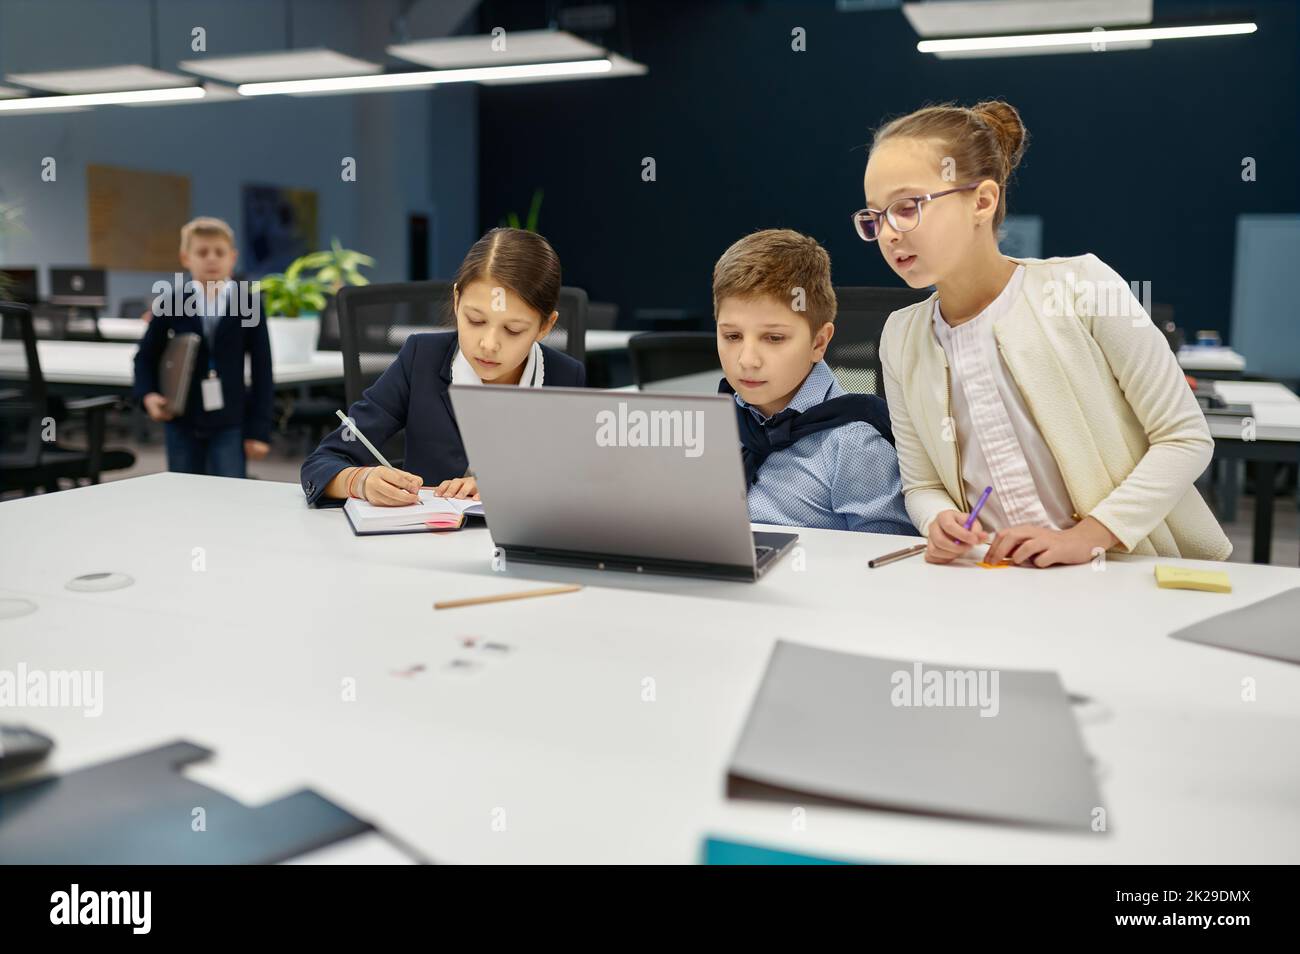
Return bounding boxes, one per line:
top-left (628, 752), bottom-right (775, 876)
top-left (0, 340), bottom-right (346, 393)
top-left (584, 329), bottom-right (636, 353)
top-left (1179, 346), bottom-right (1246, 374)
top-left (1, 473), bottom-right (1298, 864)
top-left (94, 319), bottom-right (638, 355)
top-left (96, 317), bottom-right (148, 341)
top-left (1204, 380), bottom-right (1300, 565)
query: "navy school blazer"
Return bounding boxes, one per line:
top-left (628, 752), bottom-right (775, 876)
top-left (132, 308), bottom-right (274, 442)
top-left (300, 331), bottom-right (586, 507)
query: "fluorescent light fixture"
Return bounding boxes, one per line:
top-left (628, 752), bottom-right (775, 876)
top-left (904, 0), bottom-right (1152, 37)
top-left (5, 64), bottom-right (195, 93)
top-left (179, 48), bottom-right (382, 83)
top-left (0, 86), bottom-right (205, 112)
top-left (124, 82), bottom-right (239, 107)
top-left (477, 52), bottom-right (646, 85)
top-left (917, 21), bottom-right (1257, 57)
top-left (388, 29), bottom-right (606, 68)
top-left (237, 58), bottom-right (614, 97)
top-left (197, 82), bottom-right (242, 102)
top-left (0, 85), bottom-right (27, 99)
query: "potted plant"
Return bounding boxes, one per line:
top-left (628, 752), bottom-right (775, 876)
top-left (501, 188), bottom-right (544, 232)
top-left (293, 238), bottom-right (375, 292)
top-left (259, 240), bottom-right (372, 364)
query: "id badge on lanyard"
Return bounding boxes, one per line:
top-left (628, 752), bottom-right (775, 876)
top-left (201, 370), bottom-right (224, 412)
top-left (200, 332), bottom-right (223, 411)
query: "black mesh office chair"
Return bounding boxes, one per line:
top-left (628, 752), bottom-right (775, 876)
top-left (826, 286), bottom-right (932, 395)
top-left (548, 286), bottom-right (588, 364)
top-left (0, 302), bottom-right (134, 495)
top-left (628, 332), bottom-right (721, 388)
top-left (336, 282), bottom-right (456, 465)
top-left (337, 281), bottom-right (455, 407)
top-left (118, 297), bottom-right (152, 321)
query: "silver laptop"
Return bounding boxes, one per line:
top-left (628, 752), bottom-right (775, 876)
top-left (449, 385), bottom-right (799, 581)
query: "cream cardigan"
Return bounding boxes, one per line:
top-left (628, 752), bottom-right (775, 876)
top-left (880, 253), bottom-right (1232, 561)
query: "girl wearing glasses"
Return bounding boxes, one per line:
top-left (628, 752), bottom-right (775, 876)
top-left (862, 100), bottom-right (1229, 566)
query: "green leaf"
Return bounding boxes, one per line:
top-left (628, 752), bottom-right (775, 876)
top-left (525, 188), bottom-right (544, 233)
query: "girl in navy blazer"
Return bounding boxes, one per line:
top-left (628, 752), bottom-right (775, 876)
top-left (300, 228), bottom-right (586, 507)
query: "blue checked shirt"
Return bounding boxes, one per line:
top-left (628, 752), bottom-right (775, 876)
top-left (731, 361), bottom-right (916, 535)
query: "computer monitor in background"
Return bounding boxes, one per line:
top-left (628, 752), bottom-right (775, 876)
top-left (49, 266), bottom-right (107, 308)
top-left (0, 267), bottom-right (39, 305)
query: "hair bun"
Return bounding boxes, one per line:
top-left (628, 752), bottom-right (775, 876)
top-left (971, 100), bottom-right (1027, 178)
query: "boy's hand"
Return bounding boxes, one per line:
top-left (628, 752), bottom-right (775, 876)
top-left (985, 518), bottom-right (1117, 568)
top-left (362, 466), bottom-right (423, 506)
top-left (432, 476), bottom-right (479, 500)
top-left (243, 439), bottom-right (270, 461)
top-left (142, 392), bottom-right (174, 422)
top-left (925, 509), bottom-right (990, 564)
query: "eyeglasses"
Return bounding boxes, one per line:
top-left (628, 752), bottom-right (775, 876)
top-left (851, 182), bottom-right (981, 242)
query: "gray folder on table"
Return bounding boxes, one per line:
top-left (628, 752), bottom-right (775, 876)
top-left (1170, 587), bottom-right (1300, 664)
top-left (0, 740), bottom-right (385, 864)
top-left (726, 641), bottom-right (1102, 831)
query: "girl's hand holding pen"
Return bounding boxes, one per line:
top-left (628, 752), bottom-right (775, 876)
top-left (360, 466), bottom-right (423, 506)
top-left (926, 509), bottom-right (991, 564)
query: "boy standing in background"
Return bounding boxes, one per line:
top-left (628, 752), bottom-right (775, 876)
top-left (133, 216), bottom-right (272, 477)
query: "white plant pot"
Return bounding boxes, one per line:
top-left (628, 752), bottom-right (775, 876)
top-left (267, 315), bottom-right (320, 365)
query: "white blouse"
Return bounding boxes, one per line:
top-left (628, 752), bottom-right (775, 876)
top-left (931, 265), bottom-right (1077, 532)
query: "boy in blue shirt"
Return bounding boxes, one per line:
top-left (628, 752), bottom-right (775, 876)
top-left (133, 217), bottom-right (272, 478)
top-left (713, 228), bottom-right (914, 535)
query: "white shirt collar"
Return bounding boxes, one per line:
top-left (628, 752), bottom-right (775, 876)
top-left (451, 340), bottom-right (546, 387)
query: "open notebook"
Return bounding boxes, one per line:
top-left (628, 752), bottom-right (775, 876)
top-left (343, 490), bottom-right (484, 535)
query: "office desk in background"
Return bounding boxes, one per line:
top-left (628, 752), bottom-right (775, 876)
top-left (1207, 380), bottom-right (1300, 565)
top-left (1179, 346), bottom-right (1247, 376)
top-left (95, 320), bottom-right (638, 355)
top-left (1, 473), bottom-right (1298, 864)
top-left (0, 340), bottom-right (347, 396)
top-left (97, 317), bottom-right (150, 341)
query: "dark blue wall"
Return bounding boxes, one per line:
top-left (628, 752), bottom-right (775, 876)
top-left (478, 0), bottom-right (1298, 339)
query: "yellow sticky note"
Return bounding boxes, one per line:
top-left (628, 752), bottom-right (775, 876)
top-left (1154, 565), bottom-right (1232, 593)
top-left (977, 560), bottom-right (1013, 569)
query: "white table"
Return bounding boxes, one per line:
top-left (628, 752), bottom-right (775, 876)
top-left (613, 370), bottom-right (721, 394)
top-left (0, 340), bottom-right (346, 390)
top-left (584, 329), bottom-right (636, 353)
top-left (1179, 346), bottom-right (1246, 373)
top-left (97, 317), bottom-right (149, 341)
top-left (2, 473), bottom-right (1298, 863)
top-left (92, 320), bottom-right (639, 356)
top-left (1204, 380), bottom-right (1300, 564)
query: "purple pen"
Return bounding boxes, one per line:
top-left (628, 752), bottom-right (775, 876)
top-left (964, 485), bottom-right (993, 530)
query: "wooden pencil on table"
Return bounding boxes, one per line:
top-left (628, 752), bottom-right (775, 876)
top-left (434, 584), bottom-right (582, 610)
